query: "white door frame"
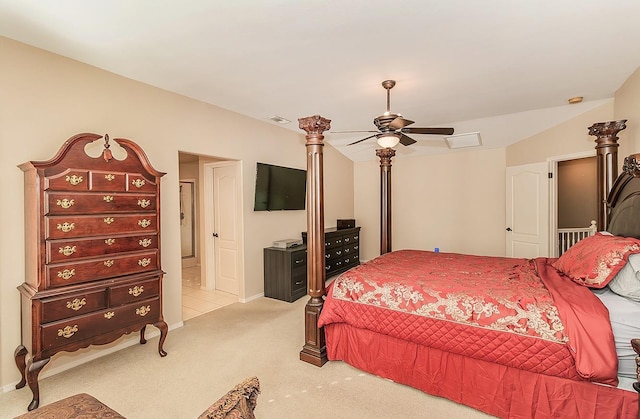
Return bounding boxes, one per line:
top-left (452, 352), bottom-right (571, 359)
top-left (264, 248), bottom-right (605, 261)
top-left (547, 150), bottom-right (596, 257)
top-left (202, 160), bottom-right (245, 299)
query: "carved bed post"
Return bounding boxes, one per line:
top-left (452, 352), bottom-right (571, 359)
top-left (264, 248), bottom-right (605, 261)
top-left (377, 148), bottom-right (396, 254)
top-left (588, 120), bottom-right (627, 230)
top-left (298, 115), bottom-right (331, 367)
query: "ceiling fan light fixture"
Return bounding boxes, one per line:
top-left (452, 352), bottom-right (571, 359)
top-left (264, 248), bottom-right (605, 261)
top-left (444, 132), bottom-right (482, 149)
top-left (377, 133), bottom-right (400, 148)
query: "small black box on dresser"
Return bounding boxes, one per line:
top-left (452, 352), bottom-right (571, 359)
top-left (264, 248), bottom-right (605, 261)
top-left (337, 219), bottom-right (355, 229)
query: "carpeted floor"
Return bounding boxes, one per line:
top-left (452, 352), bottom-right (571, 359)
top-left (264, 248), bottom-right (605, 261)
top-left (0, 297), bottom-right (493, 418)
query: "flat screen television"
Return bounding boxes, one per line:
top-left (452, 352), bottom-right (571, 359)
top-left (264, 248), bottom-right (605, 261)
top-left (253, 162), bottom-right (306, 211)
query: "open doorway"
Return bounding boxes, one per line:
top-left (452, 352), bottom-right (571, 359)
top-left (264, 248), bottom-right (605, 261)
top-left (178, 152), bottom-right (240, 320)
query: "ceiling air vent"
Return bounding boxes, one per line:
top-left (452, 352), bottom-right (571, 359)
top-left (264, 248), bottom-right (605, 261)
top-left (267, 115), bottom-right (291, 124)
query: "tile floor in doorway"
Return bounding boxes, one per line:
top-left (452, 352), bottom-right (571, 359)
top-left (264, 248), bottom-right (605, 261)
top-left (182, 266), bottom-right (237, 320)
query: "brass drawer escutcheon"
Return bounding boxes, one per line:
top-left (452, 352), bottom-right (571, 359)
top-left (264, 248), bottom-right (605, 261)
top-left (103, 195), bottom-right (114, 202)
top-left (56, 199), bottom-right (75, 209)
top-left (65, 175), bottom-right (84, 185)
top-left (103, 217), bottom-right (115, 224)
top-left (138, 258), bottom-right (151, 267)
top-left (129, 285), bottom-right (144, 297)
top-left (57, 222), bottom-right (75, 233)
top-left (105, 174), bottom-right (116, 181)
top-left (138, 219), bottom-right (151, 228)
top-left (66, 298), bottom-right (86, 311)
top-left (57, 325), bottom-right (78, 338)
top-left (57, 269), bottom-right (76, 280)
top-left (136, 305), bottom-right (151, 317)
top-left (58, 245), bottom-right (77, 256)
top-left (132, 179), bottom-right (146, 188)
top-left (104, 311), bottom-right (115, 319)
top-left (137, 199), bottom-right (151, 208)
top-left (105, 238), bottom-right (116, 246)
top-left (139, 238), bottom-right (152, 248)
top-left (104, 260), bottom-right (115, 267)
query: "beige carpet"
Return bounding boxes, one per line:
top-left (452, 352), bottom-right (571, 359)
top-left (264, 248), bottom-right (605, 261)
top-left (0, 297), bottom-right (493, 418)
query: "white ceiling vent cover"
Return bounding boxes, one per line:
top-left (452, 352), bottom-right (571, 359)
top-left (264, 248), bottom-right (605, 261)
top-left (444, 132), bottom-right (482, 149)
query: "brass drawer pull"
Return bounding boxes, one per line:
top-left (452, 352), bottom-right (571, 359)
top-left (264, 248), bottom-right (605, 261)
top-left (58, 245), bottom-right (77, 256)
top-left (132, 179), bottom-right (146, 188)
top-left (57, 325), bottom-right (78, 338)
top-left (57, 222), bottom-right (75, 233)
top-left (129, 285), bottom-right (144, 297)
top-left (138, 219), bottom-right (151, 228)
top-left (65, 175), bottom-right (83, 185)
top-left (105, 174), bottom-right (115, 181)
top-left (66, 298), bottom-right (86, 311)
top-left (57, 269), bottom-right (75, 280)
top-left (103, 195), bottom-right (114, 202)
top-left (138, 258), bottom-right (151, 267)
top-left (104, 260), bottom-right (115, 267)
top-left (139, 239), bottom-right (152, 248)
top-left (136, 305), bottom-right (151, 317)
top-left (103, 217), bottom-right (115, 224)
top-left (56, 199), bottom-right (75, 209)
top-left (104, 311), bottom-right (115, 319)
top-left (105, 238), bottom-right (115, 246)
top-left (137, 199), bottom-right (151, 208)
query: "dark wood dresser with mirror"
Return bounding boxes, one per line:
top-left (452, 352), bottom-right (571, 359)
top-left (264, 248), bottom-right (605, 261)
top-left (14, 133), bottom-right (168, 411)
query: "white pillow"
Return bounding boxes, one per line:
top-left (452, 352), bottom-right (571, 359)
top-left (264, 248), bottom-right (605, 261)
top-left (609, 253), bottom-right (640, 301)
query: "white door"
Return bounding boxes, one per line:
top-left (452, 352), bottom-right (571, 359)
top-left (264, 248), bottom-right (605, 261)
top-left (506, 162), bottom-right (549, 258)
top-left (212, 164), bottom-right (241, 295)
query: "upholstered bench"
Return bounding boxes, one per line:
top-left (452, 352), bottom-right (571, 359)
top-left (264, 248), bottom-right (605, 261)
top-left (14, 377), bottom-right (260, 419)
top-left (14, 393), bottom-right (125, 418)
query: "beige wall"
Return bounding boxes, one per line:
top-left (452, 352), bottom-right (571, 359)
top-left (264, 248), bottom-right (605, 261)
top-left (506, 101), bottom-right (614, 167)
top-left (0, 37), bottom-right (354, 390)
top-left (615, 66), bottom-right (640, 157)
top-left (355, 148), bottom-right (506, 261)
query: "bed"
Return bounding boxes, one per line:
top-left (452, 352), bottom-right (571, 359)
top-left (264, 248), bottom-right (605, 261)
top-left (297, 116), bottom-right (640, 418)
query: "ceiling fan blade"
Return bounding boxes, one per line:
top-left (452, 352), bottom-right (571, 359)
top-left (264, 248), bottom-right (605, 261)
top-left (389, 117), bottom-right (415, 130)
top-left (331, 130), bottom-right (379, 134)
top-left (402, 127), bottom-right (454, 136)
top-left (347, 133), bottom-right (379, 146)
top-left (399, 134), bottom-right (417, 146)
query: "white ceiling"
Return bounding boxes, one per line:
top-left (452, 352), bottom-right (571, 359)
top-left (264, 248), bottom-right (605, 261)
top-left (2, 1), bottom-right (640, 161)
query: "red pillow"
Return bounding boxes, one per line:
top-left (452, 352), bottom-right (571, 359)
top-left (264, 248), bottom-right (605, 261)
top-left (552, 232), bottom-right (640, 288)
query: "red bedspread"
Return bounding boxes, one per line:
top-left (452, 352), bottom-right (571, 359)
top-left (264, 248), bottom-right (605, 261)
top-left (318, 250), bottom-right (619, 386)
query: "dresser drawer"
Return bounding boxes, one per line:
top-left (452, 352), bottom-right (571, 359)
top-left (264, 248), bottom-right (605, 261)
top-left (41, 297), bottom-right (161, 353)
top-left (325, 247), bottom-right (343, 261)
top-left (47, 234), bottom-right (158, 263)
top-left (343, 242), bottom-right (359, 256)
top-left (41, 289), bottom-right (108, 323)
top-left (125, 173), bottom-right (158, 193)
top-left (47, 251), bottom-right (159, 288)
top-left (89, 171), bottom-right (127, 191)
top-left (110, 278), bottom-right (160, 307)
top-left (44, 170), bottom-right (90, 191)
top-left (47, 214), bottom-right (157, 239)
top-left (342, 233), bottom-right (359, 245)
top-left (46, 192), bottom-right (157, 215)
top-left (324, 235), bottom-right (343, 249)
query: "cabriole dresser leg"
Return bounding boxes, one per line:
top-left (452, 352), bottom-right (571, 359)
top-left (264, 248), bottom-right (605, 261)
top-left (139, 325), bottom-right (147, 345)
top-left (26, 357), bottom-right (50, 411)
top-left (155, 320), bottom-right (168, 357)
top-left (14, 345), bottom-right (28, 389)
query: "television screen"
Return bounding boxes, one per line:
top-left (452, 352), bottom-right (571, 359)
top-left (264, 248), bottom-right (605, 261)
top-left (254, 162), bottom-right (306, 211)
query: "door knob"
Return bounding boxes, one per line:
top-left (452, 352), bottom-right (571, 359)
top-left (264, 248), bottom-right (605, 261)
top-left (506, 227), bottom-right (512, 232)
top-left (213, 233), bottom-right (219, 237)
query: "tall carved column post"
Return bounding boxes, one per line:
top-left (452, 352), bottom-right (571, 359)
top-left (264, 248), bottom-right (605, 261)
top-left (298, 115), bottom-right (330, 366)
top-left (377, 148), bottom-right (396, 255)
top-left (588, 120), bottom-right (626, 230)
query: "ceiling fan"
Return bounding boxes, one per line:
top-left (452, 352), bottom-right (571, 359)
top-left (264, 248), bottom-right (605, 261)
top-left (337, 80), bottom-right (454, 148)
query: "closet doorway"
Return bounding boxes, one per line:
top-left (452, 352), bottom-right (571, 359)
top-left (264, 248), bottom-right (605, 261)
top-left (178, 152), bottom-right (238, 320)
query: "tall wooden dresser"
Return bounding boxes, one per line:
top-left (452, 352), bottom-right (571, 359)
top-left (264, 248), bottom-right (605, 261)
top-left (14, 133), bottom-right (168, 411)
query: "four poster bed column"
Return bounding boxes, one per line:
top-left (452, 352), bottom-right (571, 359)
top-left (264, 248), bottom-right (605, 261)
top-left (298, 115), bottom-right (331, 367)
top-left (377, 148), bottom-right (395, 255)
top-left (588, 119), bottom-right (627, 230)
